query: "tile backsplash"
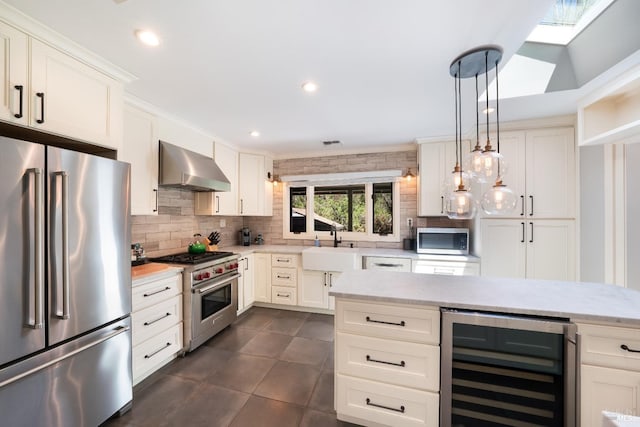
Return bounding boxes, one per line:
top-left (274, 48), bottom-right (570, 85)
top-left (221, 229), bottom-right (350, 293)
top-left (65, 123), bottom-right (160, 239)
top-left (132, 149), bottom-right (468, 256)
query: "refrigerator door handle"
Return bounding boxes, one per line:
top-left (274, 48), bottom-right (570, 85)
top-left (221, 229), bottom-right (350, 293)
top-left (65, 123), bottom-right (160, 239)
top-left (54, 171), bottom-right (70, 320)
top-left (27, 168), bottom-right (45, 329)
top-left (0, 325), bottom-right (130, 388)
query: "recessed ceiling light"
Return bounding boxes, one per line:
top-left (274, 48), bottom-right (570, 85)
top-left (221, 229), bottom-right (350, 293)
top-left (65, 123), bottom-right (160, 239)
top-left (483, 107), bottom-right (495, 114)
top-left (250, 131), bottom-right (260, 137)
top-left (301, 81), bottom-right (318, 93)
top-left (135, 29), bottom-right (160, 47)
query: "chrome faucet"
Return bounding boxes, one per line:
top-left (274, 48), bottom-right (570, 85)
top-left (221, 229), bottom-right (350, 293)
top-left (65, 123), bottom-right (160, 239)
top-left (330, 225), bottom-right (342, 247)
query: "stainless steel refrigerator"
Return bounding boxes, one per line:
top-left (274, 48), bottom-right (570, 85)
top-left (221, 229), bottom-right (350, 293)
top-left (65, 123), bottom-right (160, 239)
top-left (0, 136), bottom-right (132, 426)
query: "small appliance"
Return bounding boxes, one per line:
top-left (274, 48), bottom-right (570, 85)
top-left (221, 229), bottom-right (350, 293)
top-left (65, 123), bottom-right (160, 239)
top-left (240, 227), bottom-right (251, 246)
top-left (416, 227), bottom-right (469, 255)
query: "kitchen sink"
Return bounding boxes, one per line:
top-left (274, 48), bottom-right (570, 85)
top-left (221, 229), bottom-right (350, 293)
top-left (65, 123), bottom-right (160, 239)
top-left (302, 247), bottom-right (360, 272)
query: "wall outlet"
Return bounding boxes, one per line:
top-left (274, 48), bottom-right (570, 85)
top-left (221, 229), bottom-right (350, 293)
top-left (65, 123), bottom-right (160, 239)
top-left (407, 218), bottom-right (413, 228)
top-left (220, 219), bottom-right (226, 228)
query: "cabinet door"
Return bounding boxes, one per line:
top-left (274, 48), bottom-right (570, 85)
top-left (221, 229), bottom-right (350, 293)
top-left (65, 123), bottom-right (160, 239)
top-left (418, 142), bottom-right (447, 216)
top-left (243, 254), bottom-right (255, 306)
top-left (238, 152), bottom-right (265, 216)
top-left (526, 220), bottom-right (575, 281)
top-left (327, 272), bottom-right (339, 310)
top-left (300, 270), bottom-right (328, 309)
top-left (253, 253), bottom-right (271, 302)
top-left (30, 39), bottom-right (123, 150)
top-left (0, 21), bottom-right (28, 125)
top-left (214, 143), bottom-right (239, 215)
top-left (581, 365), bottom-right (640, 427)
top-left (479, 131), bottom-right (527, 218)
top-left (525, 128), bottom-right (575, 218)
top-left (480, 219), bottom-right (526, 279)
top-left (122, 104), bottom-right (158, 215)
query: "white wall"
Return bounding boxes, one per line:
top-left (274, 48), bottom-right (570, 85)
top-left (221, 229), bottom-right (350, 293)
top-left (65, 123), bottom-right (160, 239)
top-left (580, 145), bottom-right (606, 283)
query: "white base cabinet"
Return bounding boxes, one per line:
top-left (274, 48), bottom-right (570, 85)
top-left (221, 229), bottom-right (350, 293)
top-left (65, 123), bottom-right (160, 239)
top-left (300, 270), bottom-right (338, 310)
top-left (237, 254), bottom-right (255, 315)
top-left (253, 253), bottom-right (272, 303)
top-left (578, 322), bottom-right (640, 426)
top-left (481, 219), bottom-right (575, 280)
top-left (335, 299), bottom-right (440, 427)
top-left (131, 269), bottom-right (183, 386)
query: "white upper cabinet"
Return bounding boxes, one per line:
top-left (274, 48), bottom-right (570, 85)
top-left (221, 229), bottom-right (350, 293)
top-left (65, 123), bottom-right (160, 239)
top-left (0, 21), bottom-right (124, 150)
top-left (417, 140), bottom-right (457, 216)
top-left (195, 142), bottom-right (239, 216)
top-left (481, 127), bottom-right (575, 219)
top-left (122, 104), bottom-right (158, 216)
top-left (238, 152), bottom-right (273, 216)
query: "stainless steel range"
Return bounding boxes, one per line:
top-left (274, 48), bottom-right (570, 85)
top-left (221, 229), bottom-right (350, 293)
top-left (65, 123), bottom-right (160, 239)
top-left (151, 251), bottom-right (240, 352)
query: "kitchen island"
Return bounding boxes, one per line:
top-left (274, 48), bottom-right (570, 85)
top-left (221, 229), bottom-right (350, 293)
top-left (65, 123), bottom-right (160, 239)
top-left (330, 270), bottom-right (640, 427)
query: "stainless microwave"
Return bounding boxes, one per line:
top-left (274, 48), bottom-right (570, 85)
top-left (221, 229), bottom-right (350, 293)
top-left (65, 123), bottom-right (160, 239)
top-left (416, 227), bottom-right (469, 255)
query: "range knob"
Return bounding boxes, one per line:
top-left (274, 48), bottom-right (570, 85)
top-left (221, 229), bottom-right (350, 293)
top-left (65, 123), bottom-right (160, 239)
top-left (194, 273), bottom-right (202, 280)
top-left (215, 267), bottom-right (224, 274)
top-left (203, 272), bottom-right (211, 279)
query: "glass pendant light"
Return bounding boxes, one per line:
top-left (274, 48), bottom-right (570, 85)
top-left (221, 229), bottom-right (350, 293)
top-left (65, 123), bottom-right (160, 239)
top-left (481, 57), bottom-right (517, 215)
top-left (446, 64), bottom-right (476, 220)
top-left (477, 51), bottom-right (506, 184)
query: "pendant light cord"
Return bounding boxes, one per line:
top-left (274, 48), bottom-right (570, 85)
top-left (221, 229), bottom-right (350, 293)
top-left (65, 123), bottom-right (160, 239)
top-left (457, 61), bottom-right (463, 187)
top-left (496, 59), bottom-right (500, 154)
top-left (485, 51), bottom-right (490, 143)
top-left (475, 74), bottom-right (479, 149)
top-left (454, 69), bottom-right (459, 168)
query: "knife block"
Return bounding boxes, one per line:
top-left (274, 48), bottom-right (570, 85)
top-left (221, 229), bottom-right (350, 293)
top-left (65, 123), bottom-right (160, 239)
top-left (206, 244), bottom-right (219, 252)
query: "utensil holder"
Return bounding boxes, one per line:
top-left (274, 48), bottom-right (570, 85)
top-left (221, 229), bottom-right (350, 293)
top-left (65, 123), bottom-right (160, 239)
top-left (207, 244), bottom-right (219, 252)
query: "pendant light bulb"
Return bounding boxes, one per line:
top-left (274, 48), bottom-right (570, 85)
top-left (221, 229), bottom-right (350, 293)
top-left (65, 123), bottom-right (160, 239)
top-left (443, 165), bottom-right (470, 196)
top-left (446, 187), bottom-right (476, 220)
top-left (481, 180), bottom-right (517, 215)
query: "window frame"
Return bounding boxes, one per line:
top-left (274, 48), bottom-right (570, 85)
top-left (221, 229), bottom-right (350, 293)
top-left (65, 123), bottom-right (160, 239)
top-left (282, 179), bottom-right (401, 243)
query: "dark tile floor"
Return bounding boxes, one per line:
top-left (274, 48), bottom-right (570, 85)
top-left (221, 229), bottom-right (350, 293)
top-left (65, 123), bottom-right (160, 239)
top-left (103, 307), bottom-right (359, 427)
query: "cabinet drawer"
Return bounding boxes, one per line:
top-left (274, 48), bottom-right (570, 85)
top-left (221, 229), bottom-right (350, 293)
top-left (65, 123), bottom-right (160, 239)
top-left (364, 256), bottom-right (412, 272)
top-left (132, 274), bottom-right (181, 311)
top-left (132, 295), bottom-right (182, 346)
top-left (272, 253), bottom-right (299, 268)
top-left (271, 267), bottom-right (297, 287)
top-left (336, 332), bottom-right (439, 392)
top-left (336, 300), bottom-right (440, 344)
top-left (336, 374), bottom-right (439, 427)
top-left (271, 286), bottom-right (297, 305)
top-left (133, 323), bottom-right (182, 384)
top-left (578, 323), bottom-right (640, 372)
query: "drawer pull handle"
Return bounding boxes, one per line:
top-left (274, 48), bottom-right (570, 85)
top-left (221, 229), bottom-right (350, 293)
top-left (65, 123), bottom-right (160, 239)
top-left (365, 398), bottom-right (405, 413)
top-left (373, 263), bottom-right (402, 268)
top-left (277, 293), bottom-right (290, 298)
top-left (277, 258), bottom-right (290, 263)
top-left (143, 286), bottom-right (171, 297)
top-left (144, 312), bottom-right (171, 326)
top-left (366, 354), bottom-right (405, 367)
top-left (621, 344), bottom-right (640, 353)
top-left (366, 316), bottom-right (405, 327)
top-left (277, 274), bottom-right (290, 279)
top-left (144, 342), bottom-right (171, 359)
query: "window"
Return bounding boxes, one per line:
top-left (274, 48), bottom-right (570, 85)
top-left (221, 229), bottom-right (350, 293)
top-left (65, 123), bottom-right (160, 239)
top-left (314, 185), bottom-right (365, 232)
top-left (284, 179), bottom-right (399, 242)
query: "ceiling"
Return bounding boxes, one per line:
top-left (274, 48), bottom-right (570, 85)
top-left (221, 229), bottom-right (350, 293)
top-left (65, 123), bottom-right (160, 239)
top-left (3, 0), bottom-right (629, 156)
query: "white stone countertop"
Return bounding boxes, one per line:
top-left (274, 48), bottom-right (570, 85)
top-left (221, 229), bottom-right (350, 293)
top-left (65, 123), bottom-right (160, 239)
top-left (329, 269), bottom-right (640, 326)
top-left (223, 244), bottom-right (479, 263)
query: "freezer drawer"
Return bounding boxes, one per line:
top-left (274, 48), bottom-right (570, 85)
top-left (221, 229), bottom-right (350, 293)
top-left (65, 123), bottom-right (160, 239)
top-left (0, 318), bottom-right (132, 427)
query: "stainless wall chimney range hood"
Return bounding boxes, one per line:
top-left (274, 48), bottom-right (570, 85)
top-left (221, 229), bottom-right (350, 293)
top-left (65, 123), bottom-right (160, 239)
top-left (158, 141), bottom-right (231, 192)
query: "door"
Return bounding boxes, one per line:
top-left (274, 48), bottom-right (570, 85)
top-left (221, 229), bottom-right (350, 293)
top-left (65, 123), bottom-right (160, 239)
top-left (418, 142), bottom-right (448, 216)
top-left (480, 219), bottom-right (526, 279)
top-left (581, 365), bottom-right (640, 427)
top-left (0, 21), bottom-right (28, 126)
top-left (300, 270), bottom-right (328, 309)
top-left (243, 254), bottom-right (255, 306)
top-left (526, 220), bottom-right (576, 281)
top-left (238, 152), bottom-right (264, 215)
top-left (253, 253), bottom-right (271, 302)
top-left (0, 137), bottom-right (46, 366)
top-left (525, 128), bottom-right (575, 218)
top-left (47, 146), bottom-right (131, 345)
top-left (214, 143), bottom-right (239, 215)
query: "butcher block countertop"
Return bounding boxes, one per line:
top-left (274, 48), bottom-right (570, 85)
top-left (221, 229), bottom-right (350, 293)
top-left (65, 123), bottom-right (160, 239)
top-left (131, 262), bottom-right (183, 285)
top-left (330, 269), bottom-right (640, 326)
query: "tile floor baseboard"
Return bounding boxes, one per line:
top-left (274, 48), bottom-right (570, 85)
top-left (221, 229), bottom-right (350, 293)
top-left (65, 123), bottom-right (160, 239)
top-left (102, 307), bottom-right (358, 427)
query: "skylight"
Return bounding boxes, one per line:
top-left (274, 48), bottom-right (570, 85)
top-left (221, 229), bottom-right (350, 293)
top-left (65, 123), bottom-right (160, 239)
top-left (527, 0), bottom-right (614, 45)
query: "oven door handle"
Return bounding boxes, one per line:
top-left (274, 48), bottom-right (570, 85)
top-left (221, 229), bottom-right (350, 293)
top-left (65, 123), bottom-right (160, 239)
top-left (195, 273), bottom-right (241, 294)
